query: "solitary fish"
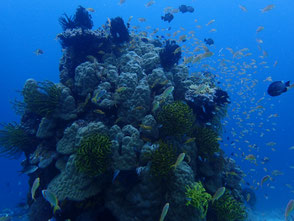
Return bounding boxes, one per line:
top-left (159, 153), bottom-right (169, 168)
top-left (260, 175), bottom-right (271, 187)
top-left (256, 26), bottom-right (264, 33)
top-left (161, 86), bottom-right (174, 100)
top-left (285, 200), bottom-right (294, 220)
top-left (86, 8), bottom-right (95, 12)
top-left (34, 49), bottom-right (44, 56)
top-left (159, 203), bottom-right (169, 221)
top-left (261, 4), bottom-right (275, 13)
top-left (42, 190), bottom-right (61, 214)
top-left (31, 177), bottom-right (40, 200)
top-left (239, 5), bottom-right (247, 12)
top-left (267, 81), bottom-right (294, 97)
top-left (171, 153), bottom-right (185, 169)
top-left (211, 187), bottom-right (226, 203)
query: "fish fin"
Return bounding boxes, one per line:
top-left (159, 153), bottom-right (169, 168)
top-left (285, 81), bottom-right (290, 87)
top-left (53, 205), bottom-right (61, 214)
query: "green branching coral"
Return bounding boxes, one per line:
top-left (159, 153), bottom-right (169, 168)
top-left (194, 127), bottom-right (220, 158)
top-left (150, 140), bottom-right (177, 177)
top-left (0, 122), bottom-right (36, 158)
top-left (15, 81), bottom-right (61, 117)
top-left (185, 181), bottom-right (212, 218)
top-left (76, 134), bottom-right (112, 176)
top-left (157, 101), bottom-right (195, 137)
top-left (210, 191), bottom-right (247, 221)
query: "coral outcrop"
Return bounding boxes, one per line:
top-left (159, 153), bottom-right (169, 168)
top-left (1, 7), bottom-right (246, 221)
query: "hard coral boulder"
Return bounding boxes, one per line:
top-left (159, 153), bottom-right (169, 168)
top-left (74, 61), bottom-right (101, 97)
top-left (47, 154), bottom-right (105, 201)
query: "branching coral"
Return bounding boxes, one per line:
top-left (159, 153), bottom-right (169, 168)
top-left (59, 6), bottom-right (93, 31)
top-left (150, 141), bottom-right (176, 177)
top-left (0, 122), bottom-right (36, 158)
top-left (20, 81), bottom-right (61, 117)
top-left (185, 181), bottom-right (212, 218)
top-left (75, 134), bottom-right (112, 176)
top-left (159, 40), bottom-right (181, 70)
top-left (209, 191), bottom-right (247, 221)
top-left (194, 127), bottom-right (219, 158)
top-left (157, 101), bottom-right (195, 137)
top-left (110, 17), bottom-right (130, 44)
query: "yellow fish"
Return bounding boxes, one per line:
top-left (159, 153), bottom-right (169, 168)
top-left (139, 124), bottom-right (152, 130)
top-left (31, 177), bottom-right (40, 200)
top-left (171, 153), bottom-right (185, 169)
top-left (184, 137), bottom-right (196, 144)
top-left (206, 19), bottom-right (215, 26)
top-left (93, 109), bottom-right (105, 115)
top-left (256, 26), bottom-right (264, 33)
top-left (212, 187), bottom-right (226, 203)
top-left (261, 4), bottom-right (275, 13)
top-left (239, 5), bottom-right (247, 12)
top-left (116, 87), bottom-right (127, 93)
top-left (86, 8), bottom-right (95, 13)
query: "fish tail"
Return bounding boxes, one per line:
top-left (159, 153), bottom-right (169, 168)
top-left (53, 205), bottom-right (61, 214)
top-left (285, 81), bottom-right (290, 87)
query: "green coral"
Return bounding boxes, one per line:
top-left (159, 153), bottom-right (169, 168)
top-left (150, 140), bottom-right (177, 177)
top-left (15, 80), bottom-right (61, 117)
top-left (194, 127), bottom-right (220, 158)
top-left (185, 181), bottom-right (212, 218)
top-left (75, 134), bottom-right (112, 176)
top-left (0, 122), bottom-right (36, 158)
top-left (157, 101), bottom-right (195, 137)
top-left (210, 191), bottom-right (247, 221)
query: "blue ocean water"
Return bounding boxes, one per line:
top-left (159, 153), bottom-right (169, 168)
top-left (0, 0), bottom-right (293, 219)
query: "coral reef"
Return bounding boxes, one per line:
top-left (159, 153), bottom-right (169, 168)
top-left (2, 7), bottom-right (248, 221)
top-left (75, 133), bottom-right (112, 176)
top-left (185, 182), bottom-right (212, 218)
top-left (157, 101), bottom-right (195, 137)
top-left (208, 191), bottom-right (247, 221)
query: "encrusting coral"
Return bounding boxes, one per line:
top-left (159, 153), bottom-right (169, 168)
top-left (75, 133), bottom-right (112, 176)
top-left (185, 181), bottom-right (212, 218)
top-left (157, 101), bottom-right (195, 137)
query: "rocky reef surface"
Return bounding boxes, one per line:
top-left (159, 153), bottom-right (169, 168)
top-left (1, 6), bottom-right (247, 221)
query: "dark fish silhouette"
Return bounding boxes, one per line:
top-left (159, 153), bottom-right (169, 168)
top-left (161, 13), bottom-right (174, 23)
top-left (267, 81), bottom-right (293, 96)
top-left (179, 5), bottom-right (194, 13)
top-left (204, 38), bottom-right (214, 46)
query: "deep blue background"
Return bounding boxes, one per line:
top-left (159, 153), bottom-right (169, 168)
top-left (0, 0), bottom-right (293, 214)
